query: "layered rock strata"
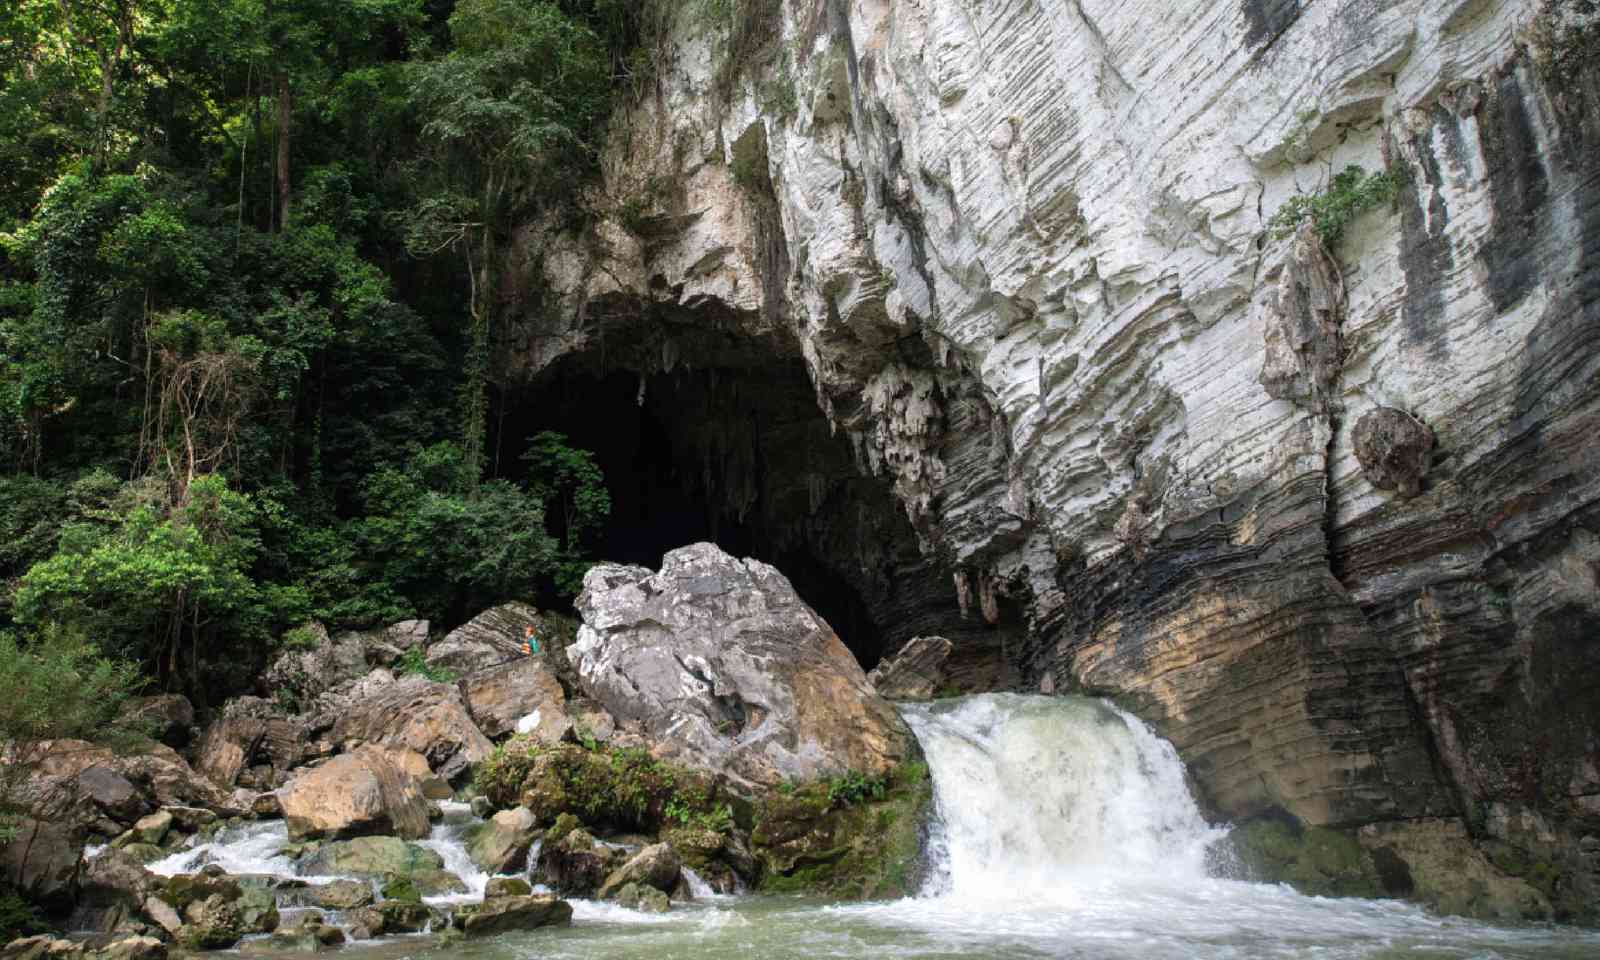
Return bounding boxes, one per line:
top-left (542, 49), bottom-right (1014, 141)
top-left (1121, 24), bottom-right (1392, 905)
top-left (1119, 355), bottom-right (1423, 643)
top-left (501, 0), bottom-right (1600, 920)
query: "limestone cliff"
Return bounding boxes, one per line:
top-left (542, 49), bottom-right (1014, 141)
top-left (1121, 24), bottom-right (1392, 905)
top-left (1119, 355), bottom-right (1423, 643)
top-left (499, 0), bottom-right (1600, 920)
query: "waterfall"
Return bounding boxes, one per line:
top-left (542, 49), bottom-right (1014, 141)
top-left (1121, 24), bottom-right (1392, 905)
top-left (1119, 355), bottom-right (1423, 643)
top-left (900, 693), bottom-right (1228, 901)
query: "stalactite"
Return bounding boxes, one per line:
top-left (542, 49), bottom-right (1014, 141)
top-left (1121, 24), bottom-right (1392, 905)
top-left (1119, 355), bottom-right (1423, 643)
top-left (954, 569), bottom-right (972, 619)
top-left (978, 570), bottom-right (1000, 626)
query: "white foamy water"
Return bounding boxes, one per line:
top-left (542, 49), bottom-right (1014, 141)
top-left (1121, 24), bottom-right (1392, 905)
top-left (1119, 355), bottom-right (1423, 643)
top-left (418, 801), bottom-right (490, 903)
top-left (145, 819), bottom-right (297, 878)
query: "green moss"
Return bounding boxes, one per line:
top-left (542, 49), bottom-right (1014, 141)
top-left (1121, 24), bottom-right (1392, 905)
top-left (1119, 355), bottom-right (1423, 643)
top-left (473, 736), bottom-right (735, 835)
top-left (1231, 819), bottom-right (1382, 898)
top-left (753, 760), bottom-right (933, 900)
top-left (379, 875), bottom-right (421, 904)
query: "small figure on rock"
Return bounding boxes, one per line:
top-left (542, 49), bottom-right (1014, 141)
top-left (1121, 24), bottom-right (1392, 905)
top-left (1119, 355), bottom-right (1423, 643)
top-left (522, 624), bottom-right (541, 657)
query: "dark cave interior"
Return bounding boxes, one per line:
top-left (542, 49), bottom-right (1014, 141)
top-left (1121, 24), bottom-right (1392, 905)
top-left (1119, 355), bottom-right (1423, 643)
top-left (488, 347), bottom-right (976, 672)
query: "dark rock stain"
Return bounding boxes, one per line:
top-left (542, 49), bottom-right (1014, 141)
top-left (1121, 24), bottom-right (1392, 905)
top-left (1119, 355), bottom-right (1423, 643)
top-left (1242, 0), bottom-right (1301, 48)
top-left (1397, 120), bottom-right (1454, 359)
top-left (1477, 71), bottom-right (1551, 315)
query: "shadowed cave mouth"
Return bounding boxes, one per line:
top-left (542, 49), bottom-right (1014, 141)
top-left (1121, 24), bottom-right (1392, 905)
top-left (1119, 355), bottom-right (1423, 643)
top-left (488, 330), bottom-right (969, 673)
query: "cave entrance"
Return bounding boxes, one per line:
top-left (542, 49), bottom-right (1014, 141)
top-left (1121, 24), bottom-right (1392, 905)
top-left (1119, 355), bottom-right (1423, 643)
top-left (487, 331), bottom-right (956, 672)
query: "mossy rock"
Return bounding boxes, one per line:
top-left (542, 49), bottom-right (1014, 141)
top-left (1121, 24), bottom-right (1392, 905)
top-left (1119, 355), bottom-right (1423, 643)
top-left (299, 836), bottom-right (444, 879)
top-left (157, 875), bottom-right (242, 911)
top-left (753, 762), bottom-right (933, 899)
top-left (378, 875), bottom-right (421, 904)
top-left (1231, 819), bottom-right (1382, 898)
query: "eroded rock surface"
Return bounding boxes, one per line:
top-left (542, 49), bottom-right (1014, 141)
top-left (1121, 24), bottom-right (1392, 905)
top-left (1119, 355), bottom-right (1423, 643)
top-left (570, 543), bottom-right (915, 793)
top-left (278, 745), bottom-right (431, 841)
top-left (867, 636), bottom-right (953, 701)
top-left (500, 0), bottom-right (1600, 923)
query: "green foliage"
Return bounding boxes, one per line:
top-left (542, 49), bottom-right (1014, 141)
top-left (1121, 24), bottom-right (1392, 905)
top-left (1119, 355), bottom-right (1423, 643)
top-left (280, 624), bottom-right (322, 651)
top-left (474, 736), bottom-right (726, 834)
top-left (1268, 165), bottom-right (1406, 249)
top-left (826, 770), bottom-right (888, 807)
top-left (393, 645), bottom-right (457, 683)
top-left (0, 888), bottom-right (47, 943)
top-left (0, 624), bottom-right (144, 843)
top-left (520, 431), bottom-right (610, 595)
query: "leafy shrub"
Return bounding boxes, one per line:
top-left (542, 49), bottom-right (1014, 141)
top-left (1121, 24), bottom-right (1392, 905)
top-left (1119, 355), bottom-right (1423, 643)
top-left (826, 770), bottom-right (887, 808)
top-left (1268, 165), bottom-right (1406, 249)
top-left (394, 645), bottom-right (457, 683)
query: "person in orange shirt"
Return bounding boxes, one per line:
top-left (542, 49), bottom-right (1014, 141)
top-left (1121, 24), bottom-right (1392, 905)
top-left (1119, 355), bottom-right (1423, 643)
top-left (522, 623), bottom-right (541, 656)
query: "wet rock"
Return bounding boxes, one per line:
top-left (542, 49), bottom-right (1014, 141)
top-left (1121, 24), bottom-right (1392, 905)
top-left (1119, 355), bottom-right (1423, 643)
top-left (1357, 818), bottom-right (1552, 921)
top-left (140, 898), bottom-right (181, 937)
top-left (452, 896), bottom-right (572, 937)
top-left (570, 544), bottom-right (916, 793)
top-left (297, 879), bottom-right (373, 911)
top-left (298, 836), bottom-right (444, 879)
top-left (1230, 818), bottom-right (1382, 898)
top-left (177, 893), bottom-right (244, 949)
top-left (866, 637), bottom-right (954, 701)
top-left (1, 818), bottom-right (83, 911)
top-left (534, 827), bottom-right (619, 897)
top-left (467, 807), bottom-right (539, 875)
top-left (425, 602), bottom-right (540, 674)
top-left (279, 744), bottom-right (431, 842)
top-left (406, 869), bottom-right (468, 898)
top-left (127, 812), bottom-right (172, 847)
top-left (87, 937), bottom-right (165, 960)
top-left (370, 900), bottom-right (433, 934)
top-left (469, 796), bottom-right (492, 818)
top-left (461, 657), bottom-right (569, 742)
top-left (251, 793), bottom-right (283, 819)
top-left (159, 807), bottom-right (215, 834)
top-left (326, 676), bottom-right (493, 782)
top-left (483, 877), bottom-right (531, 898)
top-left (234, 885), bottom-right (280, 934)
top-left (1352, 407), bottom-right (1434, 497)
top-left (111, 844), bottom-right (164, 866)
top-left (597, 843), bottom-right (681, 899)
top-left (268, 913), bottom-right (346, 950)
top-left (0, 936), bottom-right (83, 960)
top-left (613, 882), bottom-right (669, 913)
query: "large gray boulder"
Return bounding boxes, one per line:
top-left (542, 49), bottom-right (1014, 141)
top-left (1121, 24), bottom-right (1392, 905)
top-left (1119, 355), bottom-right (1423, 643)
top-left (278, 745), bottom-right (431, 841)
top-left (597, 843), bottom-right (680, 899)
top-left (1, 819), bottom-right (82, 911)
top-left (452, 896), bottom-right (571, 937)
top-left (425, 603), bottom-right (540, 674)
top-left (460, 657), bottom-right (569, 741)
top-left (326, 676), bottom-right (493, 781)
top-left (466, 807), bottom-right (539, 874)
top-left (569, 543), bottom-right (915, 793)
top-left (192, 697), bottom-right (304, 791)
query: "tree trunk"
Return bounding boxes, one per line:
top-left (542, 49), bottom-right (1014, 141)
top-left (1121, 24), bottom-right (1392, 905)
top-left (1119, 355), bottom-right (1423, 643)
top-left (275, 71), bottom-right (291, 231)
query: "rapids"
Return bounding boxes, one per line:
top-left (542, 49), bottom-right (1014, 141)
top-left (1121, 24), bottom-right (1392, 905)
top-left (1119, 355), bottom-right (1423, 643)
top-left (157, 694), bottom-right (1600, 958)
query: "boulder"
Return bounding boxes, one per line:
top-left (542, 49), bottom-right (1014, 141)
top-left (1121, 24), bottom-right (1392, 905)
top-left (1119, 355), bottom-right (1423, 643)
top-left (260, 623), bottom-right (369, 705)
top-left (88, 937), bottom-right (165, 960)
top-left (68, 849), bottom-right (154, 933)
top-left (114, 844), bottom-right (164, 866)
top-left (298, 836), bottom-right (444, 879)
top-left (1, 818), bottom-right (83, 911)
top-left (370, 900), bottom-right (433, 934)
top-left (533, 827), bottom-right (619, 897)
top-left (234, 885), bottom-right (279, 935)
top-left (177, 894), bottom-right (243, 949)
top-left (461, 657), bottom-right (569, 741)
top-left (597, 843), bottom-right (681, 900)
top-left (467, 807), bottom-right (539, 875)
top-left (297, 879), bottom-right (373, 911)
top-left (355, 620), bottom-right (429, 668)
top-left (567, 699), bottom-right (617, 743)
top-left (268, 914), bottom-right (346, 950)
top-left (117, 696), bottom-right (196, 750)
top-left (483, 877), bottom-right (531, 898)
top-left (0, 937), bottom-right (82, 960)
top-left (570, 544), bottom-right (915, 793)
top-left (279, 744), bottom-right (431, 841)
top-left (425, 603), bottom-right (540, 674)
top-left (250, 793), bottom-right (282, 819)
top-left (75, 768), bottom-right (144, 825)
top-left (866, 636), bottom-right (953, 701)
top-left (406, 870), bottom-right (468, 898)
top-left (614, 882), bottom-right (670, 913)
top-left (326, 676), bottom-right (493, 782)
top-left (192, 698), bottom-right (304, 792)
top-left (452, 896), bottom-right (571, 937)
top-left (140, 897), bottom-right (181, 937)
top-left (1352, 406), bottom-right (1434, 497)
top-left (159, 807), bottom-right (215, 834)
top-left (128, 813), bottom-right (172, 847)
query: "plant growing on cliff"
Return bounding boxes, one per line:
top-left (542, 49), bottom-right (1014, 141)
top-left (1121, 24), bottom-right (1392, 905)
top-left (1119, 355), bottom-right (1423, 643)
top-left (1268, 165), bottom-right (1406, 249)
top-left (394, 645), bottom-right (457, 683)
